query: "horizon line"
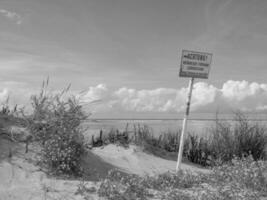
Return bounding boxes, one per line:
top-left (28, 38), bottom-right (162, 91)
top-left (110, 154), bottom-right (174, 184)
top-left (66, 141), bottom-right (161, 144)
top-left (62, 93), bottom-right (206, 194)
top-left (86, 118), bottom-right (267, 121)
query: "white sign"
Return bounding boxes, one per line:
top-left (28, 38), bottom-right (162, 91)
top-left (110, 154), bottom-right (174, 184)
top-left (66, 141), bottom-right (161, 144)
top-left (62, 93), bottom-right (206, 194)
top-left (179, 50), bottom-right (212, 79)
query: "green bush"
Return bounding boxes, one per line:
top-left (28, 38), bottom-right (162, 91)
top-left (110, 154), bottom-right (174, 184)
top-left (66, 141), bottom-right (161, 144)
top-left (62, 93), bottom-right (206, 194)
top-left (27, 80), bottom-right (87, 175)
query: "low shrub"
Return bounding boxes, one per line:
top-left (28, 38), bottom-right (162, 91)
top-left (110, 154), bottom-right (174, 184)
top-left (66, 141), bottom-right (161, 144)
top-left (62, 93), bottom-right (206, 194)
top-left (199, 155), bottom-right (267, 200)
top-left (98, 170), bottom-right (150, 200)
top-left (42, 133), bottom-right (84, 175)
top-left (160, 190), bottom-right (192, 200)
top-left (94, 157), bottom-right (267, 200)
top-left (97, 169), bottom-right (208, 200)
top-left (212, 155), bottom-right (267, 194)
top-left (142, 171), bottom-right (206, 190)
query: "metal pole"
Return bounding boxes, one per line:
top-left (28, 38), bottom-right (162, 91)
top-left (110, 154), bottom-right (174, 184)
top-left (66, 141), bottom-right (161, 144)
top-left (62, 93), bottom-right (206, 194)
top-left (176, 77), bottom-right (194, 172)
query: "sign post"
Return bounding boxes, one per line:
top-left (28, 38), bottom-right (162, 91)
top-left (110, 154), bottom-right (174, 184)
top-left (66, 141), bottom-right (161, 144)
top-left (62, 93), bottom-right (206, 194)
top-left (176, 50), bottom-right (212, 173)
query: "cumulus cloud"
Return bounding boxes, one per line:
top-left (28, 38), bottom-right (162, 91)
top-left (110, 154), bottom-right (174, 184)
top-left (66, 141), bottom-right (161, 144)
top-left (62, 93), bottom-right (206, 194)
top-left (79, 84), bottom-right (109, 103)
top-left (110, 83), bottom-right (218, 112)
top-left (79, 80), bottom-right (267, 113)
top-left (221, 80), bottom-right (267, 101)
top-left (0, 9), bottom-right (22, 25)
top-left (113, 87), bottom-right (179, 112)
top-left (0, 80), bottom-right (265, 113)
top-left (221, 80), bottom-right (267, 111)
top-left (191, 82), bottom-right (218, 110)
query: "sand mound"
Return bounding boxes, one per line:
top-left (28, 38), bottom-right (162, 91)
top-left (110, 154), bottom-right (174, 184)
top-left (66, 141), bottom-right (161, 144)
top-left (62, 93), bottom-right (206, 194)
top-left (0, 157), bottom-right (100, 200)
top-left (0, 134), bottom-right (98, 200)
top-left (92, 144), bottom-right (209, 176)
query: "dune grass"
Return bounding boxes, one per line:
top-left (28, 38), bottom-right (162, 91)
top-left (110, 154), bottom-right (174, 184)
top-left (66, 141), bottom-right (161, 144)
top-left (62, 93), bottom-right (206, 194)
top-left (96, 112), bottom-right (267, 167)
top-left (23, 80), bottom-right (88, 176)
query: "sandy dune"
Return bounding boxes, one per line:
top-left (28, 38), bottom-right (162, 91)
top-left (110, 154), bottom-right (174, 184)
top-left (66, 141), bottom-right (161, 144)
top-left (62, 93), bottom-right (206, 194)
top-left (92, 144), bottom-right (209, 176)
top-left (0, 134), bottom-right (208, 200)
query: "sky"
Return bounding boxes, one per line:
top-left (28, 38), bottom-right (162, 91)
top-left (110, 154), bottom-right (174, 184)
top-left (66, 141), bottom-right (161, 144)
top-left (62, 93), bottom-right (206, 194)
top-left (0, 0), bottom-right (267, 117)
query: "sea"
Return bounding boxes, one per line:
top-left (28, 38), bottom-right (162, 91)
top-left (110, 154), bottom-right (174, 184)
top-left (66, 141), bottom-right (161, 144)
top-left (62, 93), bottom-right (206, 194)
top-left (82, 113), bottom-right (267, 141)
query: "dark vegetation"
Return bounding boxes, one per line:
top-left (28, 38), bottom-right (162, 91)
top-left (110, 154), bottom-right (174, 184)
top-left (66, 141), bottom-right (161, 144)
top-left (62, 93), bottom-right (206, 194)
top-left (77, 156), bottom-right (267, 200)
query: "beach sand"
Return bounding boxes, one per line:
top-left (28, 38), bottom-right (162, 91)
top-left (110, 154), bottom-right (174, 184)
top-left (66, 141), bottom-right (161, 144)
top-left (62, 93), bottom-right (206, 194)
top-left (92, 144), bottom-right (209, 176)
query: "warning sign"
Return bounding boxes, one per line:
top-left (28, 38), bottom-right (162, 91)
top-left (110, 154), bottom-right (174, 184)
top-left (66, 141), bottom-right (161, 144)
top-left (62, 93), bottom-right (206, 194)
top-left (179, 50), bottom-right (212, 79)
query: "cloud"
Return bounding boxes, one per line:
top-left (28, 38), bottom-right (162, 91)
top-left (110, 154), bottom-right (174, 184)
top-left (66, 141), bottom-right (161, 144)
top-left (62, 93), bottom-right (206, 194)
top-left (220, 80), bottom-right (267, 111)
top-left (111, 83), bottom-right (218, 112)
top-left (113, 87), bottom-right (180, 112)
top-left (0, 9), bottom-right (22, 25)
top-left (221, 80), bottom-right (267, 101)
top-left (79, 84), bottom-right (109, 103)
top-left (79, 80), bottom-right (267, 113)
top-left (2, 80), bottom-right (266, 114)
top-left (77, 84), bottom-right (113, 113)
top-left (0, 88), bottom-right (9, 103)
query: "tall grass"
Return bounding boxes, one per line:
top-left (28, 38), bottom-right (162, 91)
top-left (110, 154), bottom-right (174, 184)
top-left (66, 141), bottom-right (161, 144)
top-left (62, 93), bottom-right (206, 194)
top-left (184, 113), bottom-right (267, 165)
top-left (209, 112), bottom-right (267, 163)
top-left (26, 79), bottom-right (88, 175)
